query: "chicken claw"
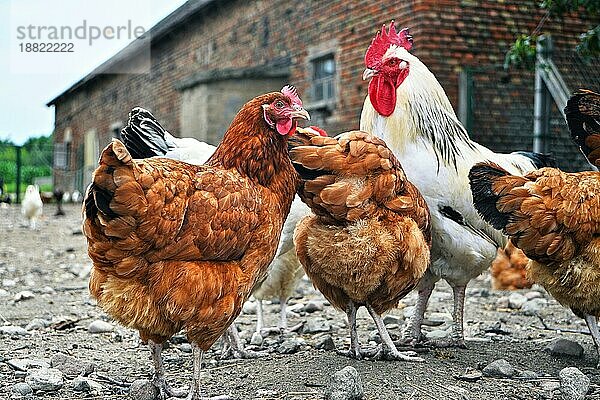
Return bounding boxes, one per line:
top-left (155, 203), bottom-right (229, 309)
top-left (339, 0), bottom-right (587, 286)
top-left (220, 324), bottom-right (269, 360)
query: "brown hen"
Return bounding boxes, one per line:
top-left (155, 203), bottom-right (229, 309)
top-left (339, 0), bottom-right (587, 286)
top-left (490, 241), bottom-right (533, 290)
top-left (469, 89), bottom-right (600, 366)
top-left (84, 87), bottom-right (309, 399)
top-left (290, 128), bottom-right (431, 361)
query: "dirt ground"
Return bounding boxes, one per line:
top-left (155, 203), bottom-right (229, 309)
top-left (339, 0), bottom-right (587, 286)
top-left (1, 203), bottom-right (600, 400)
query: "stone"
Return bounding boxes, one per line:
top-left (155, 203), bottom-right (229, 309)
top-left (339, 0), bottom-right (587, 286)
top-left (482, 359), bottom-right (517, 378)
top-left (383, 314), bottom-right (402, 325)
top-left (559, 367), bottom-right (590, 400)
top-left (129, 379), bottom-right (159, 400)
top-left (304, 300), bottom-right (324, 313)
top-left (496, 296), bottom-right (509, 309)
top-left (25, 368), bottom-right (64, 392)
top-left (516, 370), bottom-right (539, 379)
top-left (50, 353), bottom-right (94, 377)
top-left (302, 319), bottom-right (331, 334)
top-left (425, 329), bottom-right (449, 340)
top-left (88, 320), bottom-right (114, 333)
top-left (508, 293), bottom-right (527, 309)
top-left (455, 369), bottom-right (482, 382)
top-left (403, 306), bottom-right (416, 319)
top-left (521, 298), bottom-right (548, 316)
top-left (7, 358), bottom-right (50, 372)
top-left (525, 291), bottom-right (543, 300)
top-left (325, 366), bottom-right (364, 400)
top-left (242, 301), bottom-right (257, 315)
top-left (276, 338), bottom-right (302, 354)
top-left (544, 339), bottom-right (584, 358)
top-left (11, 382), bottom-right (33, 396)
top-left (0, 326), bottom-right (30, 336)
top-left (179, 343), bottom-right (192, 353)
top-left (25, 318), bottom-right (49, 331)
top-left (71, 377), bottom-right (104, 393)
top-left (14, 290), bottom-right (35, 302)
top-left (314, 334), bottom-right (336, 351)
top-left (250, 332), bottom-right (263, 346)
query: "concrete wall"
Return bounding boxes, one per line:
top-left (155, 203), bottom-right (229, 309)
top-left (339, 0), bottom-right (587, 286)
top-left (180, 78), bottom-right (287, 144)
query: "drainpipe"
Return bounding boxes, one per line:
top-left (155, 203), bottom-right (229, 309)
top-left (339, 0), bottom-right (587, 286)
top-left (533, 35), bottom-right (552, 154)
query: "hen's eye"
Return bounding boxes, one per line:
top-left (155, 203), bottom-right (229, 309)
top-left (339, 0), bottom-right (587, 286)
top-left (275, 101), bottom-right (285, 109)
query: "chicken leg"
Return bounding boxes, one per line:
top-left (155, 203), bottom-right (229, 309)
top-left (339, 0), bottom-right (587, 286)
top-left (337, 301), bottom-right (362, 359)
top-left (149, 340), bottom-right (187, 399)
top-left (400, 283), bottom-right (433, 345)
top-left (187, 343), bottom-right (232, 400)
top-left (257, 296), bottom-right (297, 336)
top-left (366, 304), bottom-right (423, 362)
top-left (427, 284), bottom-right (467, 348)
top-left (584, 314), bottom-right (600, 368)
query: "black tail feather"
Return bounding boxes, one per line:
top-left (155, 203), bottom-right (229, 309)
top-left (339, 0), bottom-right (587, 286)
top-left (468, 162), bottom-right (511, 231)
top-left (565, 89), bottom-right (600, 166)
top-left (512, 151), bottom-right (557, 169)
top-left (121, 107), bottom-right (170, 159)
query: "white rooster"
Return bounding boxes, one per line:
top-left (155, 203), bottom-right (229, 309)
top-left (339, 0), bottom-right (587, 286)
top-left (21, 185), bottom-right (43, 229)
top-left (120, 107), bottom-right (313, 357)
top-left (359, 22), bottom-right (555, 347)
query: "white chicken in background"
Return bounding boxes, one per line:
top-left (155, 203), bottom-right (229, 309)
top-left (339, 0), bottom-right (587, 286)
top-left (21, 185), bottom-right (43, 229)
top-left (120, 107), bottom-right (315, 357)
top-left (359, 22), bottom-right (556, 347)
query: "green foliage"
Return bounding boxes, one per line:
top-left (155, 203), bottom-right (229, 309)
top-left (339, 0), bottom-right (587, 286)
top-left (505, 35), bottom-right (539, 70)
top-left (0, 135), bottom-right (53, 193)
top-left (506, 0), bottom-right (600, 70)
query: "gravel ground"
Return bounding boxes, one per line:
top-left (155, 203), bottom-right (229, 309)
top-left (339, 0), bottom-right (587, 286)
top-left (1, 203), bottom-right (600, 400)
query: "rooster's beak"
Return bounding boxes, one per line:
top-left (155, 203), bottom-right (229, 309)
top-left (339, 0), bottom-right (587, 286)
top-left (362, 68), bottom-right (378, 81)
top-left (291, 109), bottom-right (310, 121)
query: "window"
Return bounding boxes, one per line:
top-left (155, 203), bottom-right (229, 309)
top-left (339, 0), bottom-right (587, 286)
top-left (53, 143), bottom-right (69, 170)
top-left (312, 55), bottom-right (336, 104)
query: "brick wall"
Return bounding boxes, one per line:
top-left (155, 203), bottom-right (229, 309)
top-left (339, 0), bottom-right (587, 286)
top-left (51, 0), bottom-right (596, 190)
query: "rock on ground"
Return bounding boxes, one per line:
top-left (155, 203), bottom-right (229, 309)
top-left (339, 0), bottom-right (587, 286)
top-left (129, 379), bottom-right (159, 400)
top-left (326, 366), bottom-right (364, 400)
top-left (559, 367), bottom-right (590, 400)
top-left (482, 359), bottom-right (516, 378)
top-left (544, 339), bottom-right (584, 358)
top-left (25, 367), bottom-right (64, 392)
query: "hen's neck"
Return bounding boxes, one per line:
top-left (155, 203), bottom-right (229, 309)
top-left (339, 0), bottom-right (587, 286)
top-left (208, 116), bottom-right (298, 194)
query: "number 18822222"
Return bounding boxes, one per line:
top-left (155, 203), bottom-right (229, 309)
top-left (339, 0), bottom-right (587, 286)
top-left (19, 43), bottom-right (74, 52)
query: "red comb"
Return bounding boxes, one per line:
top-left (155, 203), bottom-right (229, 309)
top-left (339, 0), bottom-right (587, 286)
top-left (308, 126), bottom-right (328, 137)
top-left (282, 85), bottom-right (302, 107)
top-left (364, 21), bottom-right (412, 68)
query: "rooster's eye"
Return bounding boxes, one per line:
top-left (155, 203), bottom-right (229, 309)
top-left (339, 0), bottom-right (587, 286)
top-left (388, 59), bottom-right (397, 66)
top-left (275, 101), bottom-right (285, 109)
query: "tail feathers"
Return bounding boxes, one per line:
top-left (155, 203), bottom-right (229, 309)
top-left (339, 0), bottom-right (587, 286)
top-left (565, 89), bottom-right (600, 166)
top-left (121, 107), bottom-right (171, 159)
top-left (512, 151), bottom-right (557, 169)
top-left (87, 140), bottom-right (145, 220)
top-left (468, 162), bottom-right (512, 231)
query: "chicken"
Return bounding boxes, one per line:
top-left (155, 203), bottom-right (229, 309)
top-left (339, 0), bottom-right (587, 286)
top-left (289, 129), bottom-right (431, 361)
top-left (359, 21), bottom-right (556, 347)
top-left (83, 86), bottom-right (309, 399)
top-left (469, 89), bottom-right (600, 366)
top-left (490, 241), bottom-right (532, 291)
top-left (21, 185), bottom-right (43, 229)
top-left (120, 108), bottom-right (319, 355)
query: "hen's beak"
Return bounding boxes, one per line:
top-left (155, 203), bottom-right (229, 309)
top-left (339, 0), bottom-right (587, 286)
top-left (291, 109), bottom-right (310, 121)
top-left (363, 68), bottom-right (378, 81)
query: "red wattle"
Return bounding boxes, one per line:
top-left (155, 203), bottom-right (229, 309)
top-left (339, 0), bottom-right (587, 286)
top-left (277, 118), bottom-right (293, 135)
top-left (368, 75), bottom-right (397, 117)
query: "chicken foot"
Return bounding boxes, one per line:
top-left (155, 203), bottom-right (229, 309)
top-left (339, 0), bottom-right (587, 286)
top-left (257, 297), bottom-right (301, 336)
top-left (186, 343), bottom-right (232, 400)
top-left (337, 301), bottom-right (364, 360)
top-left (426, 284), bottom-right (467, 348)
top-left (399, 283), bottom-right (433, 346)
top-left (149, 340), bottom-right (187, 399)
top-left (584, 314), bottom-right (600, 368)
top-left (366, 304), bottom-right (424, 362)
top-left (220, 324), bottom-right (268, 360)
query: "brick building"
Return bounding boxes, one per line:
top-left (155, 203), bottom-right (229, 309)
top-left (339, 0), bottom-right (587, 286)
top-left (48, 0), bottom-right (599, 192)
